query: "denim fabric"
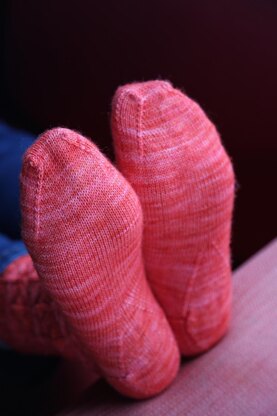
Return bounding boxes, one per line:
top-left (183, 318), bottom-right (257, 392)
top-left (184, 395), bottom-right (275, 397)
top-left (0, 122), bottom-right (35, 349)
top-left (0, 234), bottom-right (28, 274)
top-left (0, 121), bottom-right (35, 239)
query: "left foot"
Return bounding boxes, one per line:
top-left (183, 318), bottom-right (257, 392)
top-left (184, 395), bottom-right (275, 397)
top-left (112, 80), bottom-right (235, 355)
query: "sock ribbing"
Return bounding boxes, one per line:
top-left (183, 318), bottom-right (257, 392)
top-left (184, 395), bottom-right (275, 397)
top-left (0, 254), bottom-right (83, 359)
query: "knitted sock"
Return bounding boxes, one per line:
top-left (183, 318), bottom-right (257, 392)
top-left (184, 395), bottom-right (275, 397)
top-left (20, 127), bottom-right (179, 399)
top-left (0, 253), bottom-right (85, 359)
top-left (112, 80), bottom-right (235, 356)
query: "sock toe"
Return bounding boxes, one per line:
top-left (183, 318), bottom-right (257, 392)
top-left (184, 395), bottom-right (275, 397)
top-left (112, 80), bottom-right (235, 356)
top-left (21, 127), bottom-right (180, 398)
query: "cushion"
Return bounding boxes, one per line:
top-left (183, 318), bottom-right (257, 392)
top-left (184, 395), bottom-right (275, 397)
top-left (58, 238), bottom-right (277, 415)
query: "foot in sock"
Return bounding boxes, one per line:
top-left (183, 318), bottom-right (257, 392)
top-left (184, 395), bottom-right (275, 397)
top-left (112, 80), bottom-right (235, 356)
top-left (0, 253), bottom-right (88, 360)
top-left (20, 128), bottom-right (180, 398)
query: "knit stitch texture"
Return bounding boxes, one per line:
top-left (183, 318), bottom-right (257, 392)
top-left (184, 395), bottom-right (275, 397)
top-left (112, 80), bottom-right (235, 355)
top-left (20, 128), bottom-right (180, 398)
top-left (0, 254), bottom-right (85, 359)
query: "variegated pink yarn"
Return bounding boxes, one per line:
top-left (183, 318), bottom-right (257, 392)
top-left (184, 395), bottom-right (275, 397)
top-left (112, 80), bottom-right (235, 356)
top-left (20, 128), bottom-right (180, 399)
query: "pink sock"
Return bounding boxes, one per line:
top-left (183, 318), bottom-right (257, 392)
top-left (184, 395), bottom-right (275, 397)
top-left (0, 254), bottom-right (83, 359)
top-left (20, 128), bottom-right (179, 398)
top-left (112, 80), bottom-right (235, 355)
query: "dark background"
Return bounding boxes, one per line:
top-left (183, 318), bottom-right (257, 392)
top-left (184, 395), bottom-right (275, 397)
top-left (1, 0), bottom-right (277, 266)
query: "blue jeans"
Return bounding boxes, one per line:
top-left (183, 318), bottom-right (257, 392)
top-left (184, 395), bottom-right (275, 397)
top-left (0, 121), bottom-right (36, 272)
top-left (0, 121), bottom-right (35, 240)
top-left (0, 121), bottom-right (35, 347)
top-left (0, 122), bottom-right (59, 380)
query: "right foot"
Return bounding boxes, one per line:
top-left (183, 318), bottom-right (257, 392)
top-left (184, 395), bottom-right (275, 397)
top-left (20, 128), bottom-right (180, 398)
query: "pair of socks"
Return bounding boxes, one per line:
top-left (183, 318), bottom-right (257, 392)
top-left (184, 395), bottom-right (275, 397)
top-left (1, 81), bottom-right (235, 398)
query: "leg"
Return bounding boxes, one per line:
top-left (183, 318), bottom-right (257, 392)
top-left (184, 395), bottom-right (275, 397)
top-left (0, 121), bottom-right (35, 239)
top-left (0, 233), bottom-right (83, 358)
